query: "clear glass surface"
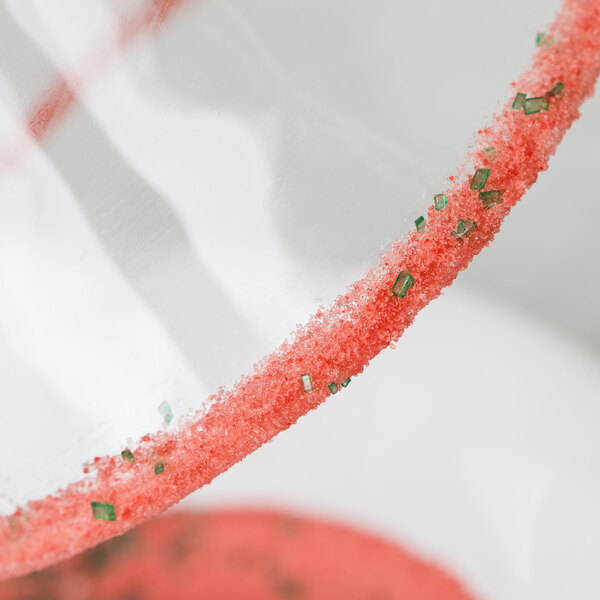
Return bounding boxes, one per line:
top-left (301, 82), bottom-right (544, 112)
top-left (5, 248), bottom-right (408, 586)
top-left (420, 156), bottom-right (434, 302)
top-left (1, 1), bottom-right (599, 597)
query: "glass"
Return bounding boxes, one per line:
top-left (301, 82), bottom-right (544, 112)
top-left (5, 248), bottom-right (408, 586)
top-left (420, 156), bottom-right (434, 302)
top-left (1, 1), bottom-right (599, 597)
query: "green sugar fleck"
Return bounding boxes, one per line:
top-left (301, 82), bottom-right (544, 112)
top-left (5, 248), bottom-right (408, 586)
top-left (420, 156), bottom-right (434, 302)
top-left (479, 190), bottom-right (503, 209)
top-left (433, 193), bottom-right (447, 210)
top-left (536, 32), bottom-right (555, 47)
top-left (523, 97), bottom-right (549, 115)
top-left (158, 400), bottom-right (173, 425)
top-left (392, 271), bottom-right (415, 298)
top-left (470, 168), bottom-right (490, 191)
top-left (300, 373), bottom-right (313, 393)
top-left (549, 81), bottom-right (564, 96)
top-left (121, 449), bottom-right (134, 462)
top-left (91, 502), bottom-right (116, 522)
top-left (451, 218), bottom-right (476, 240)
top-left (512, 93), bottom-right (526, 110)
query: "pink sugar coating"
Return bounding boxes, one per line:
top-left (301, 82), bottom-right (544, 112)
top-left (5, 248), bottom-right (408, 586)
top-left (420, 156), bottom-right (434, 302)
top-left (0, 510), bottom-right (478, 600)
top-left (2, 0), bottom-right (600, 581)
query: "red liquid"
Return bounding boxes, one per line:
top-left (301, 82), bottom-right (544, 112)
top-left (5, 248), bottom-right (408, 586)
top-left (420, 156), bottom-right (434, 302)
top-left (0, 509), bottom-right (478, 600)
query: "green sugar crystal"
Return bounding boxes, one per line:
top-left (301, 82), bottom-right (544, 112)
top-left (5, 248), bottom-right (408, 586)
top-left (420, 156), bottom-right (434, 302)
top-left (392, 271), bottom-right (415, 298)
top-left (415, 216), bottom-right (426, 232)
top-left (451, 218), bottom-right (476, 240)
top-left (121, 449), bottom-right (134, 462)
top-left (158, 400), bottom-right (173, 425)
top-left (328, 382), bottom-right (339, 394)
top-left (433, 193), bottom-right (447, 210)
top-left (91, 502), bottom-right (116, 521)
top-left (154, 461), bottom-right (165, 475)
top-left (549, 81), bottom-right (564, 96)
top-left (300, 373), bottom-right (313, 393)
top-left (470, 168), bottom-right (490, 190)
top-left (479, 190), bottom-right (503, 209)
top-left (536, 32), bottom-right (555, 47)
top-left (341, 378), bottom-right (351, 387)
top-left (512, 93), bottom-right (526, 110)
top-left (523, 97), bottom-right (549, 114)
